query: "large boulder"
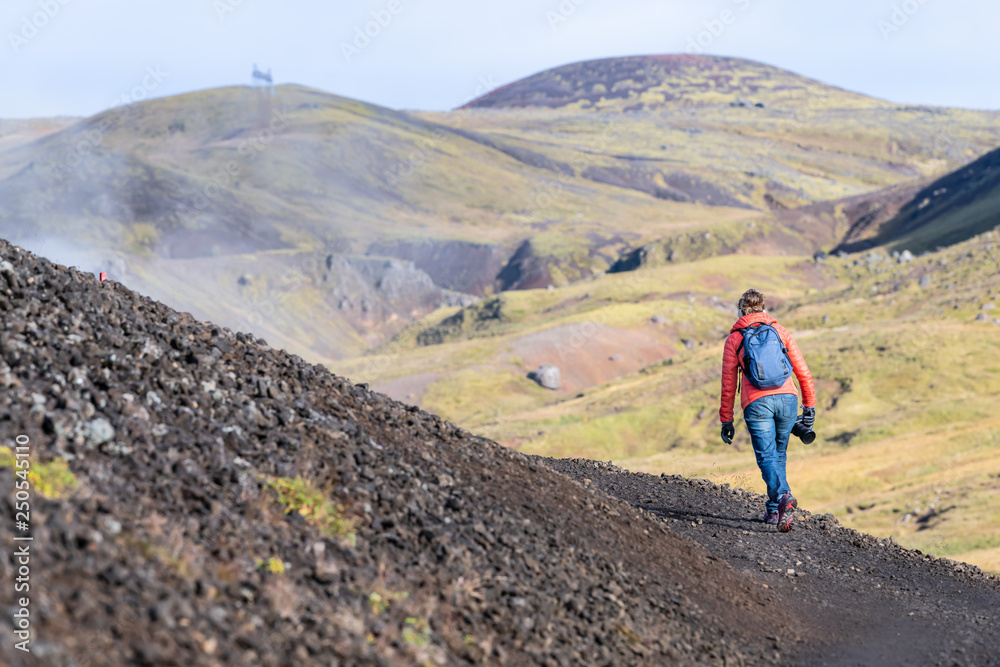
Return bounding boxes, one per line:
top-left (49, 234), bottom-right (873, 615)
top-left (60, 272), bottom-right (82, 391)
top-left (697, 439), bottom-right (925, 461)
top-left (529, 364), bottom-right (561, 390)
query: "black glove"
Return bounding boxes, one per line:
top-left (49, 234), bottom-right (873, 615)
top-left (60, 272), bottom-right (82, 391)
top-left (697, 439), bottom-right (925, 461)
top-left (721, 421), bottom-right (735, 445)
top-left (800, 406), bottom-right (815, 429)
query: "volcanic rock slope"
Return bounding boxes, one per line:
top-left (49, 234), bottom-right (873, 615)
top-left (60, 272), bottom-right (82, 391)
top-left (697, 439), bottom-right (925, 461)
top-left (0, 238), bottom-right (998, 667)
top-left (0, 239), bottom-right (788, 666)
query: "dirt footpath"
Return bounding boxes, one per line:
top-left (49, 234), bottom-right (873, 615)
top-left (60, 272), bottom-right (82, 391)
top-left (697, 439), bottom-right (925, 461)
top-left (543, 458), bottom-right (1000, 667)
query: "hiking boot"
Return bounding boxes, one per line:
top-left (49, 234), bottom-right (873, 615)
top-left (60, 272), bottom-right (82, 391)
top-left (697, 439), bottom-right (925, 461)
top-left (763, 511), bottom-right (779, 525)
top-left (777, 493), bottom-right (797, 533)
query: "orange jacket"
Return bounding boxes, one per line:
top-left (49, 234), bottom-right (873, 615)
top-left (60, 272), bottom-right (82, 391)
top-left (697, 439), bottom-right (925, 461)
top-left (719, 312), bottom-right (816, 423)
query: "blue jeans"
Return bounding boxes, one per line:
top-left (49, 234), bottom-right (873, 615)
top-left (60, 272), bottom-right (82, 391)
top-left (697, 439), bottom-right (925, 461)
top-left (743, 394), bottom-right (797, 513)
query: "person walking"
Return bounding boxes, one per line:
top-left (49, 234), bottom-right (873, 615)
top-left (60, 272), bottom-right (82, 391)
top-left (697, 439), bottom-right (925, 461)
top-left (719, 288), bottom-right (816, 532)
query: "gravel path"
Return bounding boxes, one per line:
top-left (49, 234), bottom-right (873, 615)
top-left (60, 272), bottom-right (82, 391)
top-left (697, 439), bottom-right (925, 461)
top-left (543, 458), bottom-right (1000, 667)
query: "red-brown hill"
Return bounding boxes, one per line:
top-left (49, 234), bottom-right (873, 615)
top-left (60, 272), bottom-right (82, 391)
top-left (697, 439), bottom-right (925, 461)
top-left (461, 54), bottom-right (885, 111)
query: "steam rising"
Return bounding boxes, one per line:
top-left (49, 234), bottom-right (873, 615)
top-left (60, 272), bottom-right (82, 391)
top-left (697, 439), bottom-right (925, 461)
top-left (8, 233), bottom-right (129, 283)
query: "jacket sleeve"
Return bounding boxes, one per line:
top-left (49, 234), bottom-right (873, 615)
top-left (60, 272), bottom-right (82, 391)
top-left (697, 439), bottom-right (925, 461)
top-left (782, 327), bottom-right (816, 408)
top-left (719, 333), bottom-right (740, 423)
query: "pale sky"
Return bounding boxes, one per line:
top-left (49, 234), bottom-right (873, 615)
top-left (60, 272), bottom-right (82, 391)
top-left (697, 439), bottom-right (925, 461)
top-left (2, 0), bottom-right (999, 119)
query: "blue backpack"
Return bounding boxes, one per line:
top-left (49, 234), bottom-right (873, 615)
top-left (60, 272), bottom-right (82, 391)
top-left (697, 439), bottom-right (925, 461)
top-left (737, 323), bottom-right (792, 390)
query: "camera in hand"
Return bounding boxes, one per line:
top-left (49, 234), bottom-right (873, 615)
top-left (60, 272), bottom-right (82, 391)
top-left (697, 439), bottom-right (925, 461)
top-left (791, 419), bottom-right (816, 444)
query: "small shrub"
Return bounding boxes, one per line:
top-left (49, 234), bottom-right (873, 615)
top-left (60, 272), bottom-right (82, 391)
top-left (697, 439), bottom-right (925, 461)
top-left (256, 557), bottom-right (286, 575)
top-left (265, 476), bottom-right (357, 546)
top-left (0, 448), bottom-right (78, 499)
top-left (402, 617), bottom-right (431, 647)
top-left (616, 623), bottom-right (643, 646)
top-left (368, 589), bottom-right (408, 615)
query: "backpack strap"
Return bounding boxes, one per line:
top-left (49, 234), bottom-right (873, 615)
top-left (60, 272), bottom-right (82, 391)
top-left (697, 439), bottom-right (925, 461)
top-left (739, 323), bottom-right (790, 356)
top-left (734, 327), bottom-right (753, 391)
top-left (735, 330), bottom-right (746, 377)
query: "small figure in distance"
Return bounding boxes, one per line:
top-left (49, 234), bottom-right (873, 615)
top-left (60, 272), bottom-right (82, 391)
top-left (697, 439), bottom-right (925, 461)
top-left (719, 288), bottom-right (816, 532)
